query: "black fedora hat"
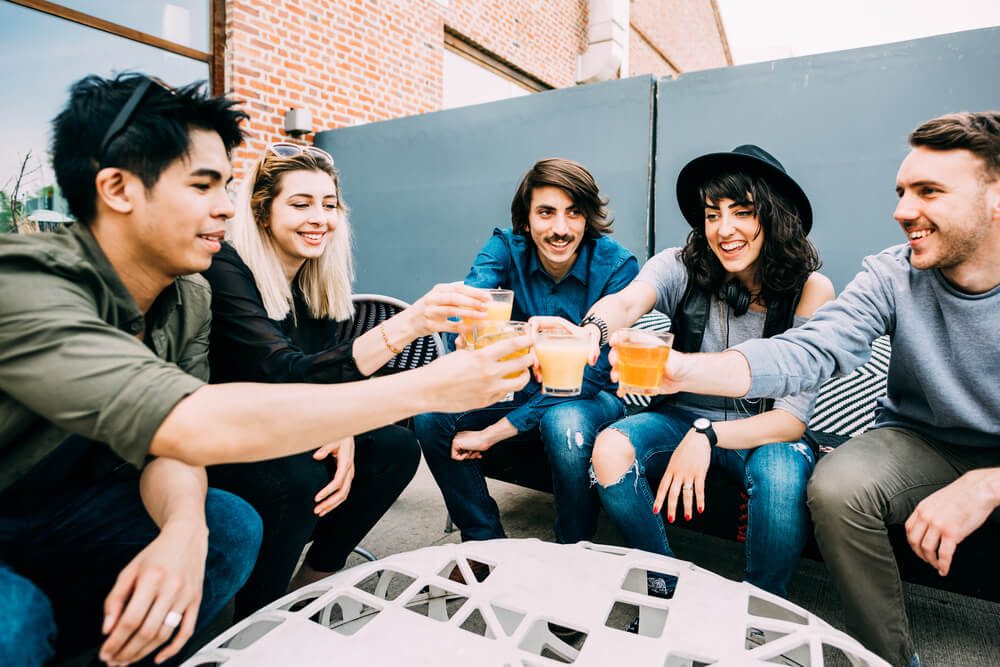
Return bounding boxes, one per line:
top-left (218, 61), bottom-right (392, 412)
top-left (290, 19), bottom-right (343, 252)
top-left (675, 144), bottom-right (813, 234)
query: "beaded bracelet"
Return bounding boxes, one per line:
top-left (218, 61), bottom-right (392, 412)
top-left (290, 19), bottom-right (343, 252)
top-left (379, 322), bottom-right (403, 355)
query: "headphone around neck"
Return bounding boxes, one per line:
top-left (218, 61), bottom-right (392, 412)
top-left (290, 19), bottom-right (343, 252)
top-left (721, 279), bottom-right (751, 317)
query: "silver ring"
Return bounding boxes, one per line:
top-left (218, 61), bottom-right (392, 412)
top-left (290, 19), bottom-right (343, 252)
top-left (682, 483), bottom-right (693, 491)
top-left (163, 610), bottom-right (183, 629)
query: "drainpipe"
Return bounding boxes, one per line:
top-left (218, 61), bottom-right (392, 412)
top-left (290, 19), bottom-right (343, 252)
top-left (575, 0), bottom-right (629, 84)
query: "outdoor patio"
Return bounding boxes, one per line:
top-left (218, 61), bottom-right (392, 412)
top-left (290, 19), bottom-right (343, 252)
top-left (310, 457), bottom-right (1000, 666)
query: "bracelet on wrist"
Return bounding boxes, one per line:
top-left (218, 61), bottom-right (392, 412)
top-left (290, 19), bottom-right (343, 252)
top-left (379, 322), bottom-right (403, 355)
top-left (579, 313), bottom-right (609, 347)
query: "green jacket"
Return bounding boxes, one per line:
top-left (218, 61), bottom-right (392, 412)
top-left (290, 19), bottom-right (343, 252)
top-left (0, 223), bottom-right (208, 493)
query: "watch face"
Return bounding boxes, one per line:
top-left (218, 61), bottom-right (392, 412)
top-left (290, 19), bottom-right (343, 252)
top-left (693, 417), bottom-right (711, 431)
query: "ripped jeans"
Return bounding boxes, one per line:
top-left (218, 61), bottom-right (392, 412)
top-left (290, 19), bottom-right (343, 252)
top-left (414, 390), bottom-right (623, 544)
top-left (594, 406), bottom-right (815, 597)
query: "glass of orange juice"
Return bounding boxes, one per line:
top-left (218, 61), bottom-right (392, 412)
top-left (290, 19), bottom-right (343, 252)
top-left (463, 288), bottom-right (514, 345)
top-left (534, 327), bottom-right (591, 396)
top-left (472, 320), bottom-right (528, 401)
top-left (615, 328), bottom-right (674, 395)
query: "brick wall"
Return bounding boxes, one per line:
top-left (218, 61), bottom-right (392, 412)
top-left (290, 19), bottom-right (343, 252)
top-left (629, 0), bottom-right (731, 76)
top-left (226, 0), bottom-right (728, 175)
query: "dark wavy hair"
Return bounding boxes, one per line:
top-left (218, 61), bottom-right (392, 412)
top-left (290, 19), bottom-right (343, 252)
top-left (680, 171), bottom-right (820, 304)
top-left (51, 73), bottom-right (247, 225)
top-left (510, 158), bottom-right (613, 241)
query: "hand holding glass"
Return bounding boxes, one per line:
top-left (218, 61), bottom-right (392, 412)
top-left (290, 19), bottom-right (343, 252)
top-left (462, 288), bottom-right (513, 344)
top-left (614, 328), bottom-right (674, 395)
top-left (472, 320), bottom-right (528, 400)
top-left (533, 326), bottom-right (591, 396)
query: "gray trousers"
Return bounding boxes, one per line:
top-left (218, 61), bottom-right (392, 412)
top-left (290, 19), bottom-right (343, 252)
top-left (807, 427), bottom-right (1000, 667)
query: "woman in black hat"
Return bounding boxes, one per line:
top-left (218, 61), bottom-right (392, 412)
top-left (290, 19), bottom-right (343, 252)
top-left (566, 145), bottom-right (834, 597)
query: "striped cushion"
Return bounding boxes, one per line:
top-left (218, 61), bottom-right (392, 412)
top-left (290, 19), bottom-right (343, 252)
top-left (808, 336), bottom-right (890, 436)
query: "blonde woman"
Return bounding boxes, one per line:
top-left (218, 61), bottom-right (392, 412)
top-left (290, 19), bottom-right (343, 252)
top-left (203, 143), bottom-right (488, 619)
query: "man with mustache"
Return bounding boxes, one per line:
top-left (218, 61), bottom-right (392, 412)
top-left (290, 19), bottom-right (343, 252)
top-left (612, 111), bottom-right (1000, 667)
top-left (416, 158), bottom-right (638, 546)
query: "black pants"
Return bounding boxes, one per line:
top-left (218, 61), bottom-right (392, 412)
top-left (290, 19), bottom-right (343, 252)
top-left (208, 424), bottom-right (420, 620)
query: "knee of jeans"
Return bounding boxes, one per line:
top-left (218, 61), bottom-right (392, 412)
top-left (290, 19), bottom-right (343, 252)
top-left (591, 428), bottom-right (637, 487)
top-left (205, 489), bottom-right (264, 582)
top-left (0, 576), bottom-right (55, 662)
top-left (412, 412), bottom-right (453, 453)
top-left (538, 403), bottom-right (595, 446)
top-left (746, 443), bottom-right (812, 498)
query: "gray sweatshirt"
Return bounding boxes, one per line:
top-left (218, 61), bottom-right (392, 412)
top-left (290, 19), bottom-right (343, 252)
top-left (735, 244), bottom-right (1000, 448)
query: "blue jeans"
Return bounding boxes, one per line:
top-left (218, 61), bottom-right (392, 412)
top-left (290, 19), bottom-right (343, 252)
top-left (595, 406), bottom-right (815, 597)
top-left (0, 468), bottom-right (262, 666)
top-left (414, 390), bottom-right (624, 543)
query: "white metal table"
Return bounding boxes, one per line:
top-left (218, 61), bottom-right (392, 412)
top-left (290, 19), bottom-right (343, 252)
top-left (183, 539), bottom-right (887, 666)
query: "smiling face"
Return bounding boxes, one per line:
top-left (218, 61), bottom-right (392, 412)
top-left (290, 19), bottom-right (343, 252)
top-left (528, 185), bottom-right (587, 280)
top-left (704, 196), bottom-right (765, 286)
top-left (129, 128), bottom-right (234, 278)
top-left (894, 147), bottom-right (995, 276)
top-left (265, 169), bottom-right (341, 280)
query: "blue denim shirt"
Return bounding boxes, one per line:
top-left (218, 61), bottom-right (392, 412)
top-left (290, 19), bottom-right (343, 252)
top-left (454, 227), bottom-right (638, 432)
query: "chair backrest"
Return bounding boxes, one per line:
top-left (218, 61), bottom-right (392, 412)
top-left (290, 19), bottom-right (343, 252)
top-left (351, 294), bottom-right (446, 370)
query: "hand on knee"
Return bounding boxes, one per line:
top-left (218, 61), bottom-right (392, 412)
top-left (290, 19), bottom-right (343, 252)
top-left (591, 430), bottom-right (636, 486)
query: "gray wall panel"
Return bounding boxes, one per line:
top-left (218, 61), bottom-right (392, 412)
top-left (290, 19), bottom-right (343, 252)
top-left (316, 76), bottom-right (655, 302)
top-left (655, 27), bottom-right (1000, 291)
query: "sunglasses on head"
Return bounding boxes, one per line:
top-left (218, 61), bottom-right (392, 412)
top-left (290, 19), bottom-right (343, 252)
top-left (99, 76), bottom-right (176, 163)
top-left (266, 142), bottom-right (334, 166)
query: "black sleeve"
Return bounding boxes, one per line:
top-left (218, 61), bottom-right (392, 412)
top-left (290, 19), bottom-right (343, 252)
top-left (202, 245), bottom-right (366, 384)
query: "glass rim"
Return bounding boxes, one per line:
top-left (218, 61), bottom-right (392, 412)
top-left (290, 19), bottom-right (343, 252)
top-left (618, 328), bottom-right (674, 346)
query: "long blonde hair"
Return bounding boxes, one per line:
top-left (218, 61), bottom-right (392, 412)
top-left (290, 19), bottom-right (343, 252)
top-left (228, 150), bottom-right (354, 322)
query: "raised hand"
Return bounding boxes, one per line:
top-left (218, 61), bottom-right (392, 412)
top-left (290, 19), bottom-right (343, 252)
top-left (406, 282), bottom-right (490, 337)
top-left (423, 335), bottom-right (534, 413)
top-left (529, 316), bottom-right (600, 365)
top-left (609, 331), bottom-right (690, 397)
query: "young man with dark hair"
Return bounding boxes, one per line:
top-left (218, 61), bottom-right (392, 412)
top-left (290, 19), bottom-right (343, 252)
top-left (618, 111), bottom-right (1000, 667)
top-left (415, 158), bottom-right (639, 545)
top-left (0, 73), bottom-right (532, 666)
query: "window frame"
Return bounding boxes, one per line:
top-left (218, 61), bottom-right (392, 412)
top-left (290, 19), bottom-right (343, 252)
top-left (6, 0), bottom-right (223, 92)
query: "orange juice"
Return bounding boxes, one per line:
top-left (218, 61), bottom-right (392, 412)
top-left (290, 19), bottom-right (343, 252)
top-left (462, 289), bottom-right (514, 344)
top-left (616, 329), bottom-right (674, 395)
top-left (534, 331), bottom-right (590, 396)
top-left (474, 321), bottom-right (528, 379)
top-left (485, 299), bottom-right (513, 321)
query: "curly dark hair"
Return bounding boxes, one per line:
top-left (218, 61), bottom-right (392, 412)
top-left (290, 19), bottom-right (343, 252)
top-left (510, 158), bottom-right (613, 241)
top-left (680, 171), bottom-right (820, 304)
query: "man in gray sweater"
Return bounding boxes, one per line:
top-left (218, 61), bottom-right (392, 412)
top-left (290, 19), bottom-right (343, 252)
top-left (609, 111), bottom-right (1000, 667)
